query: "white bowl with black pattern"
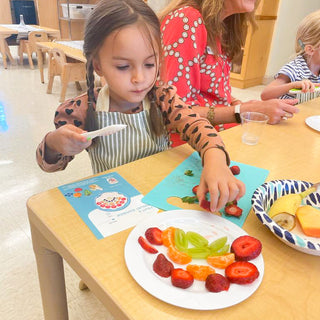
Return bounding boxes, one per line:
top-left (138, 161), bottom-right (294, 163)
top-left (251, 179), bottom-right (320, 256)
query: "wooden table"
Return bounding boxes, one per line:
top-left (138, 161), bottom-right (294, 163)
top-left (0, 25), bottom-right (60, 69)
top-left (36, 41), bottom-right (85, 83)
top-left (27, 98), bottom-right (320, 320)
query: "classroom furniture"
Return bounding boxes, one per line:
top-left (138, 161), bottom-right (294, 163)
top-left (46, 47), bottom-right (86, 102)
top-left (0, 24), bottom-right (60, 68)
top-left (27, 97), bottom-right (320, 320)
top-left (36, 40), bottom-right (85, 83)
top-left (19, 31), bottom-right (48, 69)
top-left (230, 0), bottom-right (280, 88)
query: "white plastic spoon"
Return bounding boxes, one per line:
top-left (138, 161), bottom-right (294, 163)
top-left (81, 124), bottom-right (127, 140)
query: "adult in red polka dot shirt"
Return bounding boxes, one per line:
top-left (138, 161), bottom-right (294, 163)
top-left (159, 0), bottom-right (299, 144)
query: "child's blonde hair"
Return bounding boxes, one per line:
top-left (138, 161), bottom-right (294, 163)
top-left (158, 0), bottom-right (259, 60)
top-left (296, 9), bottom-right (320, 56)
top-left (83, 0), bottom-right (164, 135)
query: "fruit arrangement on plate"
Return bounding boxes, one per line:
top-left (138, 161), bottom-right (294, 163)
top-left (138, 226), bottom-right (262, 293)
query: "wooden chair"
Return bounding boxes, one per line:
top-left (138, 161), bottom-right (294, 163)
top-left (19, 31), bottom-right (49, 69)
top-left (47, 48), bottom-right (86, 102)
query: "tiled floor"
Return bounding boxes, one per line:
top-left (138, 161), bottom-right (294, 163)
top-left (0, 50), bottom-right (265, 319)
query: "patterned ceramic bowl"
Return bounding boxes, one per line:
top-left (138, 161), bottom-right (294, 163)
top-left (251, 179), bottom-right (320, 255)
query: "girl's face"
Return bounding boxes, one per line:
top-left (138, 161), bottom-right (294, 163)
top-left (222, 0), bottom-right (256, 19)
top-left (93, 24), bottom-right (159, 109)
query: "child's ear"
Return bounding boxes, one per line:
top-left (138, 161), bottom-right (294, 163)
top-left (92, 58), bottom-right (103, 76)
top-left (304, 44), bottom-right (315, 56)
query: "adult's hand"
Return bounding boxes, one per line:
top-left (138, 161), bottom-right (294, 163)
top-left (241, 99), bottom-right (299, 124)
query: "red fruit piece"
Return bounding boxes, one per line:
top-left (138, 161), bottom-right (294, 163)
top-left (171, 268), bottom-right (194, 289)
top-left (138, 236), bottom-right (158, 254)
top-left (192, 185), bottom-right (199, 195)
top-left (225, 204), bottom-right (243, 217)
top-left (225, 261), bottom-right (259, 284)
top-left (230, 165), bottom-right (240, 175)
top-left (153, 253), bottom-right (174, 278)
top-left (145, 227), bottom-right (163, 245)
top-left (205, 273), bottom-right (230, 292)
top-left (200, 199), bottom-right (211, 211)
top-left (231, 235), bottom-right (262, 261)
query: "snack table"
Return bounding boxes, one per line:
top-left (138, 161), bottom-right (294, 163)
top-left (27, 98), bottom-right (320, 319)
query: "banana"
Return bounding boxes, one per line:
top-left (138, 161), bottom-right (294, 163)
top-left (268, 184), bottom-right (318, 218)
top-left (272, 213), bottom-right (296, 231)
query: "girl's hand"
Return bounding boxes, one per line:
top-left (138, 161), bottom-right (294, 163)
top-left (45, 124), bottom-right (92, 159)
top-left (292, 79), bottom-right (315, 92)
top-left (197, 148), bottom-right (246, 212)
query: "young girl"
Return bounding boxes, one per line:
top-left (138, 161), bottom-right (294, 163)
top-left (261, 10), bottom-right (320, 100)
top-left (36, 0), bottom-right (245, 212)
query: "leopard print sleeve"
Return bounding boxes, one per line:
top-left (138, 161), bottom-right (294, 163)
top-left (155, 84), bottom-right (230, 165)
top-left (36, 92), bottom-right (94, 172)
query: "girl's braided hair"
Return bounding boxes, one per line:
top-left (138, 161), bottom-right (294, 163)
top-left (83, 0), bottom-right (165, 135)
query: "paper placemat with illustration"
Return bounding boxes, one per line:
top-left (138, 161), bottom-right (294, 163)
top-left (58, 172), bottom-right (158, 239)
top-left (142, 152), bottom-right (269, 227)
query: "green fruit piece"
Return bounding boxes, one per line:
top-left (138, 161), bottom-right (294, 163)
top-left (209, 244), bottom-right (230, 256)
top-left (174, 228), bottom-right (188, 252)
top-left (186, 231), bottom-right (209, 248)
top-left (208, 236), bottom-right (228, 252)
top-left (187, 247), bottom-right (211, 259)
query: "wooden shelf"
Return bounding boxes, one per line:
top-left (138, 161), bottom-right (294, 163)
top-left (230, 0), bottom-right (280, 88)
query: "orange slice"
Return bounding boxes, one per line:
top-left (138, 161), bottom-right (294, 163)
top-left (207, 253), bottom-right (235, 269)
top-left (162, 227), bottom-right (176, 247)
top-left (186, 264), bottom-right (216, 281)
top-left (167, 245), bottom-right (192, 265)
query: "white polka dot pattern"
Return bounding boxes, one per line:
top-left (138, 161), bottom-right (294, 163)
top-left (161, 6), bottom-right (235, 131)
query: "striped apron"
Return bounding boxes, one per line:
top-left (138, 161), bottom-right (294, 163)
top-left (87, 86), bottom-right (169, 174)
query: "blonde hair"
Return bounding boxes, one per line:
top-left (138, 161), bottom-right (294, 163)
top-left (158, 0), bottom-right (259, 59)
top-left (83, 0), bottom-right (164, 135)
top-left (295, 9), bottom-right (320, 56)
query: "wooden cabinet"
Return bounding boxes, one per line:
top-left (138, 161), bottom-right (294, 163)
top-left (230, 0), bottom-right (280, 88)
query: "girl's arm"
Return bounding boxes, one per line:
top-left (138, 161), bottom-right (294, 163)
top-left (261, 74), bottom-right (316, 100)
top-left (36, 95), bottom-right (91, 172)
top-left (157, 85), bottom-right (245, 211)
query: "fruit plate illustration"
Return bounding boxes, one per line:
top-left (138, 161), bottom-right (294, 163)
top-left (124, 210), bottom-right (264, 310)
top-left (252, 180), bottom-right (320, 256)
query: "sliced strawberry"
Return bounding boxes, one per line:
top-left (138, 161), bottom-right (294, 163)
top-left (225, 199), bottom-right (238, 207)
top-left (153, 253), bottom-right (174, 278)
top-left (171, 268), bottom-right (194, 289)
top-left (225, 204), bottom-right (243, 217)
top-left (225, 261), bottom-right (259, 284)
top-left (138, 236), bottom-right (158, 254)
top-left (192, 185), bottom-right (199, 195)
top-left (230, 165), bottom-right (240, 175)
top-left (205, 273), bottom-right (230, 292)
top-left (200, 199), bottom-right (211, 211)
top-left (145, 227), bottom-right (163, 245)
top-left (231, 235), bottom-right (262, 261)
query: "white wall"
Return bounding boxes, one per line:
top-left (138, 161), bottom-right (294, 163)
top-left (264, 0), bottom-right (320, 83)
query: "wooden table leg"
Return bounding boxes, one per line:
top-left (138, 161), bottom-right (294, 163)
top-left (37, 47), bottom-right (44, 83)
top-left (30, 223), bottom-right (69, 320)
top-left (0, 36), bottom-right (8, 69)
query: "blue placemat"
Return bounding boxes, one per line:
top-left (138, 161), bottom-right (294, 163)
top-left (142, 152), bottom-right (269, 227)
top-left (58, 172), bottom-right (158, 239)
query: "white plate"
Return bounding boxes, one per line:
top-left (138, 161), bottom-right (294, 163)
top-left (305, 115), bottom-right (320, 132)
top-left (124, 210), bottom-right (264, 310)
